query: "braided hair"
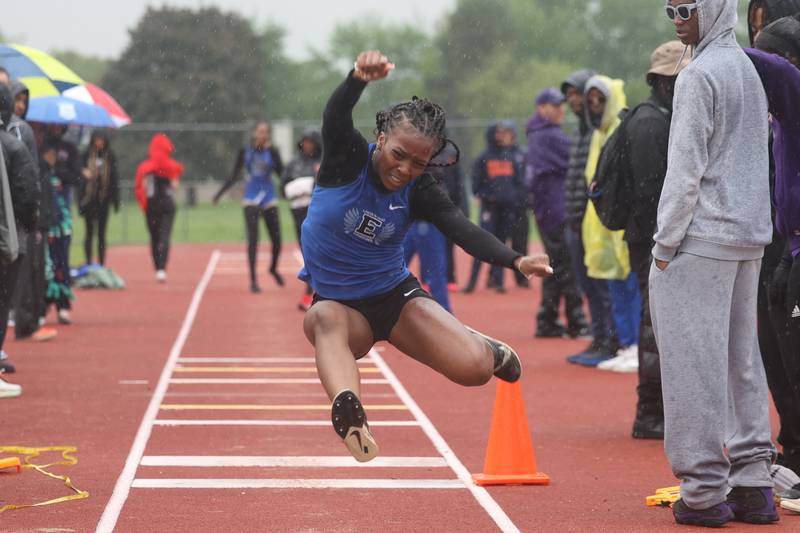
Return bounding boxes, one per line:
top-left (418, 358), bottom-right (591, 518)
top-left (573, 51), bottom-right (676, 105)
top-left (374, 96), bottom-right (460, 167)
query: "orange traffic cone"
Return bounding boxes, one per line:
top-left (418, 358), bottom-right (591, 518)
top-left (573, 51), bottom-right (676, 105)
top-left (472, 380), bottom-right (549, 486)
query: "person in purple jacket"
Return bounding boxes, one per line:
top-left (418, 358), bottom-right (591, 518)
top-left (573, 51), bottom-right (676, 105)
top-left (525, 88), bottom-right (588, 338)
top-left (746, 13), bottom-right (800, 477)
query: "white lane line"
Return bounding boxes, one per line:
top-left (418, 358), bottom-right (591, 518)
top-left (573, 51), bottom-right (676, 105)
top-left (177, 357), bottom-right (373, 364)
top-left (95, 250), bottom-right (220, 533)
top-left (152, 419), bottom-right (421, 427)
top-left (169, 378), bottom-right (388, 385)
top-left (368, 348), bottom-right (520, 533)
top-left (132, 478), bottom-right (463, 490)
top-left (118, 380), bottom-right (149, 385)
top-left (140, 456), bottom-right (447, 468)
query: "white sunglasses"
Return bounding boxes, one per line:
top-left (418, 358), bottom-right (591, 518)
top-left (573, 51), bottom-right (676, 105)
top-left (666, 2), bottom-right (698, 21)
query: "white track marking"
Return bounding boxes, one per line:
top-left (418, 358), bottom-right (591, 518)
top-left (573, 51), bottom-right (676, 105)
top-left (169, 378), bottom-right (388, 385)
top-left (140, 456), bottom-right (447, 468)
top-left (177, 357), bottom-right (373, 364)
top-left (132, 478), bottom-right (463, 490)
top-left (118, 380), bottom-right (149, 385)
top-left (152, 419), bottom-right (420, 427)
top-left (368, 348), bottom-right (520, 533)
top-left (95, 250), bottom-right (220, 533)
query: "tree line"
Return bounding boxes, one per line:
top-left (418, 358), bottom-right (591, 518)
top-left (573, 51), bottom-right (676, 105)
top-left (4, 2), bottom-right (752, 184)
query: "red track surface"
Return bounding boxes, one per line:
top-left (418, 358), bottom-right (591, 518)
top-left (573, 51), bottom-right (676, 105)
top-left (1, 243), bottom-right (791, 532)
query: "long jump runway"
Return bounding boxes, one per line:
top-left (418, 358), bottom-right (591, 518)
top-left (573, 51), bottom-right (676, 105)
top-left (2, 243), bottom-right (788, 532)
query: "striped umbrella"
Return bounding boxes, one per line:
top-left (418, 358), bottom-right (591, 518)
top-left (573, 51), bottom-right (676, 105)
top-left (0, 43), bottom-right (130, 128)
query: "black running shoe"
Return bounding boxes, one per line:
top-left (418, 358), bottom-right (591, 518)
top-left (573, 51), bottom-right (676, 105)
top-left (465, 326), bottom-right (521, 383)
top-left (250, 281), bottom-right (262, 294)
top-left (672, 499), bottom-right (733, 528)
top-left (331, 389), bottom-right (378, 462)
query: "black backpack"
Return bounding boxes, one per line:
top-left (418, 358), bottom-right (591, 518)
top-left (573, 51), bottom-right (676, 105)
top-left (589, 102), bottom-right (669, 231)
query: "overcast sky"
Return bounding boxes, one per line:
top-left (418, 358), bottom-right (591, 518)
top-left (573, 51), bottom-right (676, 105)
top-left (3, 0), bottom-right (456, 59)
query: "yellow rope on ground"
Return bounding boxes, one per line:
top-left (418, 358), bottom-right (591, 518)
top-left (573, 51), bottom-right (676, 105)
top-left (0, 446), bottom-right (89, 513)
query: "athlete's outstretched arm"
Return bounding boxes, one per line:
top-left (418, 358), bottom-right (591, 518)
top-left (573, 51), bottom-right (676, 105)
top-left (411, 175), bottom-right (552, 278)
top-left (213, 148), bottom-right (245, 204)
top-left (317, 51), bottom-right (395, 188)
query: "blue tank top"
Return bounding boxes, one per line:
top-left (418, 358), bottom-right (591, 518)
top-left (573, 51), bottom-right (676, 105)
top-left (299, 145), bottom-right (415, 299)
top-left (243, 146), bottom-right (277, 207)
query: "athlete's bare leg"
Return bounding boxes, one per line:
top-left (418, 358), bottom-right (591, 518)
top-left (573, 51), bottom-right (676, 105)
top-left (303, 301), bottom-right (374, 399)
top-left (389, 298), bottom-right (494, 386)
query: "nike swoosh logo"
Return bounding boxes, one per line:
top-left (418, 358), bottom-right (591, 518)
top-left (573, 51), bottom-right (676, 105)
top-left (389, 204), bottom-right (406, 211)
top-left (403, 288), bottom-right (420, 297)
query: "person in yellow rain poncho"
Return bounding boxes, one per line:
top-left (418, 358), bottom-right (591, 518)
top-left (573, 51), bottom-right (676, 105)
top-left (579, 75), bottom-right (641, 369)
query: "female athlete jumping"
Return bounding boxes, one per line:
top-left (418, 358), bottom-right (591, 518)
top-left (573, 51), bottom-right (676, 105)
top-left (301, 51), bottom-right (553, 462)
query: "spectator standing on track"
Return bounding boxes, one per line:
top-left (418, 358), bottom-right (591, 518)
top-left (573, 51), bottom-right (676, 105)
top-left (436, 143), bottom-right (469, 292)
top-left (651, 0), bottom-right (777, 526)
top-left (79, 131), bottom-right (119, 267)
top-left (44, 124), bottom-right (80, 325)
top-left (746, 0), bottom-right (800, 479)
top-left (746, 14), bottom-right (800, 477)
top-left (463, 121), bottom-right (525, 294)
top-left (135, 133), bottom-right (184, 284)
top-left (282, 128), bottom-right (321, 311)
top-left (569, 75), bottom-right (639, 368)
top-left (0, 73), bottom-right (55, 343)
top-left (42, 144), bottom-right (75, 323)
top-left (525, 87), bottom-right (588, 338)
top-left (560, 69), bottom-right (618, 362)
top-left (0, 82), bottom-right (39, 392)
top-left (611, 41), bottom-right (689, 437)
top-left (214, 121), bottom-right (284, 294)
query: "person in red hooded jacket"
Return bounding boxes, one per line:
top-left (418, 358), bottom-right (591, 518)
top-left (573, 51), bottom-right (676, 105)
top-left (134, 133), bottom-right (184, 282)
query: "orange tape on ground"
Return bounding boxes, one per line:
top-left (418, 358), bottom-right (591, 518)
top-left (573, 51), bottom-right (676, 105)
top-left (0, 446), bottom-right (89, 513)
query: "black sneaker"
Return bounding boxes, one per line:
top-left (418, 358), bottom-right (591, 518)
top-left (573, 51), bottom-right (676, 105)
top-left (535, 322), bottom-right (566, 338)
top-left (466, 326), bottom-right (521, 383)
top-left (672, 499), bottom-right (733, 528)
top-left (331, 390), bottom-right (378, 462)
top-left (726, 486), bottom-right (779, 524)
top-left (0, 360), bottom-right (15, 374)
top-left (250, 281), bottom-right (262, 294)
top-left (632, 402), bottom-right (664, 440)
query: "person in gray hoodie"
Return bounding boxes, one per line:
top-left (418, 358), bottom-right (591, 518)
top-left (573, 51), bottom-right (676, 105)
top-left (651, 0), bottom-right (778, 527)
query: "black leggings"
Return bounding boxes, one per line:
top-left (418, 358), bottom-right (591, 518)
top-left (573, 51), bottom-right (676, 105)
top-left (83, 205), bottom-right (110, 265)
top-left (146, 199), bottom-right (176, 271)
top-left (291, 206), bottom-right (312, 295)
top-left (244, 205), bottom-right (281, 283)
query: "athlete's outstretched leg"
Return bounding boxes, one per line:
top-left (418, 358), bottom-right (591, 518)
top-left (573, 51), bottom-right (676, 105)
top-left (389, 298), bottom-right (517, 386)
top-left (263, 205), bottom-right (283, 286)
top-left (303, 301), bottom-right (373, 398)
top-left (304, 301), bottom-right (377, 461)
top-left (244, 206), bottom-right (260, 291)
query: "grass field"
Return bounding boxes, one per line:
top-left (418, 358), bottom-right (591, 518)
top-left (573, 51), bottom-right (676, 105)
top-left (69, 199), bottom-right (540, 263)
top-left (69, 200), bottom-right (299, 262)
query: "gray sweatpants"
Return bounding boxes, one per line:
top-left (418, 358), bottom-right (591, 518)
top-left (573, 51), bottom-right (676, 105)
top-left (649, 252), bottom-right (775, 509)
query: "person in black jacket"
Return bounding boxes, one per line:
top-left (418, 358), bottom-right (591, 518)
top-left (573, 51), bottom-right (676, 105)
top-left (0, 82), bottom-right (39, 375)
top-left (282, 128), bottom-right (321, 310)
top-left (79, 131), bottom-right (119, 266)
top-left (0, 76), bottom-right (55, 342)
top-left (623, 41), bottom-right (689, 440)
top-left (463, 121), bottom-right (526, 293)
top-left (561, 69), bottom-right (617, 361)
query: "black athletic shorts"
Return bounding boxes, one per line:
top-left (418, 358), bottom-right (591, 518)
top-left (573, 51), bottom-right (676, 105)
top-left (312, 274), bottom-right (434, 342)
